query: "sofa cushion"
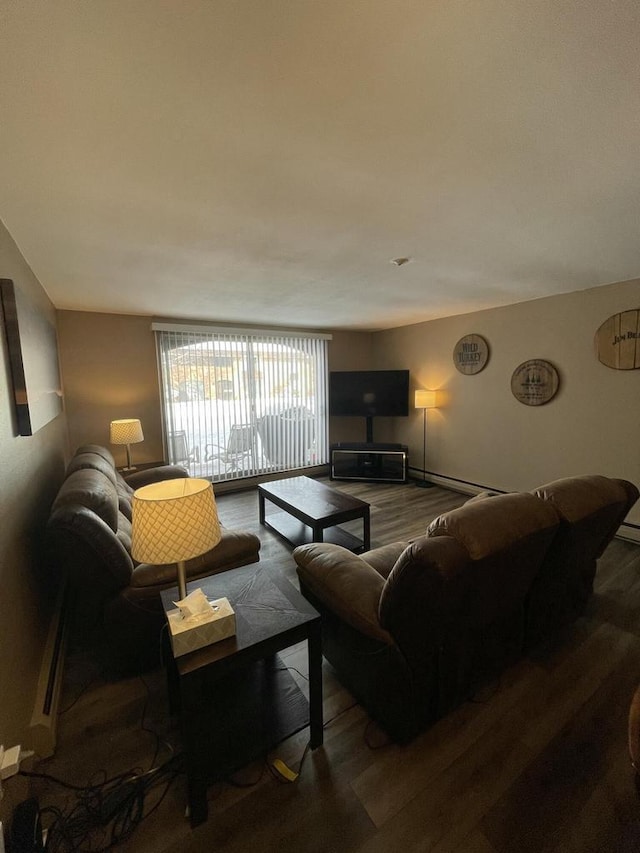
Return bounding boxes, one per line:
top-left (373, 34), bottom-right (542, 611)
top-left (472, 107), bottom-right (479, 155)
top-left (362, 541), bottom-right (408, 579)
top-left (533, 475), bottom-right (631, 524)
top-left (66, 451), bottom-right (118, 487)
top-left (463, 490), bottom-right (502, 505)
top-left (427, 492), bottom-right (559, 560)
top-left (116, 511), bottom-right (134, 557)
top-left (52, 469), bottom-right (119, 532)
top-left (76, 444), bottom-right (116, 468)
top-left (115, 479), bottom-right (134, 521)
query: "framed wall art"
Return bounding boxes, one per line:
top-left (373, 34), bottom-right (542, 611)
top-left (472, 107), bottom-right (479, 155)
top-left (453, 334), bottom-right (489, 375)
top-left (0, 278), bottom-right (63, 435)
top-left (511, 359), bottom-right (559, 406)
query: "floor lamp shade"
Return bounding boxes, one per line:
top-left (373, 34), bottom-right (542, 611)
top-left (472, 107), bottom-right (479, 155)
top-left (414, 390), bottom-right (437, 410)
top-left (131, 478), bottom-right (222, 599)
top-left (110, 418), bottom-right (144, 470)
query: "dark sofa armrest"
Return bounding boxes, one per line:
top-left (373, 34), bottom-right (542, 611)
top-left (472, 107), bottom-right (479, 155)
top-left (294, 543), bottom-right (393, 644)
top-left (124, 465), bottom-right (189, 489)
top-left (130, 528), bottom-right (261, 588)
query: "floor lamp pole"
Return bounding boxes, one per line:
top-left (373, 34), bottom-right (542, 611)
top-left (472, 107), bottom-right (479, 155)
top-left (422, 407), bottom-right (427, 485)
top-left (415, 390), bottom-right (436, 489)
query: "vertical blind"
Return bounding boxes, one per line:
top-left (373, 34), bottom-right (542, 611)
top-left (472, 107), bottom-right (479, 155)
top-left (153, 324), bottom-right (330, 482)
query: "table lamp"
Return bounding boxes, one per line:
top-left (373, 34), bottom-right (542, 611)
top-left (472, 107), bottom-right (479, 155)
top-left (414, 390), bottom-right (438, 488)
top-left (131, 478), bottom-right (222, 601)
top-left (110, 418), bottom-right (144, 472)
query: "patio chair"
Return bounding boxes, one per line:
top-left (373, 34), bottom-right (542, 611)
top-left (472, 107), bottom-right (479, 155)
top-left (205, 424), bottom-right (255, 473)
top-left (168, 430), bottom-right (200, 470)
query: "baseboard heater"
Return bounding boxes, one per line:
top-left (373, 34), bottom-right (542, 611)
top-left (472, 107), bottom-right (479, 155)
top-left (29, 580), bottom-right (68, 758)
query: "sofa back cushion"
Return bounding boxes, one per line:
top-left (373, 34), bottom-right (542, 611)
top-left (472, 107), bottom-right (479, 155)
top-left (533, 475), bottom-right (638, 559)
top-left (52, 468), bottom-right (119, 532)
top-left (66, 450), bottom-right (117, 487)
top-left (75, 444), bottom-right (116, 468)
top-left (47, 468), bottom-right (133, 595)
top-left (525, 475), bottom-right (639, 645)
top-left (426, 491), bottom-right (559, 560)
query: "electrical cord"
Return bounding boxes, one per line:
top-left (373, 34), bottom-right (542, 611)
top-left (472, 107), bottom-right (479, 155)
top-left (58, 677), bottom-right (101, 716)
top-left (137, 674), bottom-right (175, 770)
top-left (21, 755), bottom-right (184, 852)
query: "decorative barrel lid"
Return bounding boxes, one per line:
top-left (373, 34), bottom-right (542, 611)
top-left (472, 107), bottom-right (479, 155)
top-left (511, 359), bottom-right (560, 406)
top-left (595, 309), bottom-right (640, 370)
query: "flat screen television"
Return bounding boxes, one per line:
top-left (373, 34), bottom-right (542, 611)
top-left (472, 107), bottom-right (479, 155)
top-left (329, 370), bottom-right (410, 418)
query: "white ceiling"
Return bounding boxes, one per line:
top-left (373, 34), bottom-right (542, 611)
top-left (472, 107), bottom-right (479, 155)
top-left (1, 1), bottom-right (639, 331)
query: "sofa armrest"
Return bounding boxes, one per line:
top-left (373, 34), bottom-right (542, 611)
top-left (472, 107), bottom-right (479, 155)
top-left (361, 541), bottom-right (409, 578)
top-left (130, 528), bottom-right (261, 588)
top-left (293, 543), bottom-right (393, 644)
top-left (124, 465), bottom-right (189, 489)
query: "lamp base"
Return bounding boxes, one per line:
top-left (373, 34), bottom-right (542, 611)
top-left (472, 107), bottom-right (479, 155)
top-left (415, 479), bottom-right (435, 489)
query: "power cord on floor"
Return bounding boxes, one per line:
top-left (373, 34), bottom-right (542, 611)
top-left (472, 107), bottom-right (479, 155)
top-left (20, 755), bottom-right (184, 852)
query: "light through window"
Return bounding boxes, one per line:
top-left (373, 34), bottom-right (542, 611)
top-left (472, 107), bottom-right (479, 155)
top-left (154, 324), bottom-right (330, 482)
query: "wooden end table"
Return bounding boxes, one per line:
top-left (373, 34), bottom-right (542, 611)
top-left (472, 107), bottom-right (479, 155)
top-left (161, 561), bottom-right (323, 827)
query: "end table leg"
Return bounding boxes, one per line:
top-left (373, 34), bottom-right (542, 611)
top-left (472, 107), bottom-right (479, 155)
top-left (308, 622), bottom-right (323, 748)
top-left (188, 779), bottom-right (208, 828)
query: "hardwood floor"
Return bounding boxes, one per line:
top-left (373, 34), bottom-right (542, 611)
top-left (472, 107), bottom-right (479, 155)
top-left (29, 478), bottom-right (640, 852)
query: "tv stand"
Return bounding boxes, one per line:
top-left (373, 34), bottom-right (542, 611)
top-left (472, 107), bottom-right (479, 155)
top-left (330, 443), bottom-right (408, 484)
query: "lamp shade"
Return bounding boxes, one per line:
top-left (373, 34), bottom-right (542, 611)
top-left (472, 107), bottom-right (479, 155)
top-left (110, 418), bottom-right (144, 445)
top-left (131, 478), bottom-right (221, 565)
top-left (414, 390), bottom-right (438, 409)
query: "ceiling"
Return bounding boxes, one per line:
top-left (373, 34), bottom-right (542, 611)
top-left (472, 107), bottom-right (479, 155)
top-left (1, 1), bottom-right (639, 331)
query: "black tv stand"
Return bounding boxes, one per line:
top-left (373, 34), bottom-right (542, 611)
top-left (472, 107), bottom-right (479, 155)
top-left (330, 442), bottom-right (408, 483)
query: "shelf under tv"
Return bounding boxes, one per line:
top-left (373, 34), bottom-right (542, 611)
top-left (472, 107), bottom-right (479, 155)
top-left (330, 443), bottom-right (408, 484)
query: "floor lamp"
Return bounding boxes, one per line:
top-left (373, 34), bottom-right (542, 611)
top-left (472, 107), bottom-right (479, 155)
top-left (414, 390), bottom-right (438, 488)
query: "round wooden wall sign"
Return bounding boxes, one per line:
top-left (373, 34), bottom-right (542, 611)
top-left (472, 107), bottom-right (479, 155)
top-left (595, 309), bottom-right (640, 370)
top-left (511, 359), bottom-right (560, 406)
top-left (453, 334), bottom-right (489, 374)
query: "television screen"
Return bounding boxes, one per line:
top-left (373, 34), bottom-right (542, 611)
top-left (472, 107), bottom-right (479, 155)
top-left (329, 370), bottom-right (410, 417)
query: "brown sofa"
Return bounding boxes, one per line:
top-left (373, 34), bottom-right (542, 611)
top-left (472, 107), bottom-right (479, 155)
top-left (47, 445), bottom-right (261, 673)
top-left (294, 475), bottom-right (638, 742)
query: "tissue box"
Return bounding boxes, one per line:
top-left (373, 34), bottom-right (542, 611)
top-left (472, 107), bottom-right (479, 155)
top-left (165, 597), bottom-right (236, 657)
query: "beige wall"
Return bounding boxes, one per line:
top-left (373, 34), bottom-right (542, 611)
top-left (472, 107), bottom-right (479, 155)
top-left (0, 221), bottom-right (67, 759)
top-left (375, 278), bottom-right (640, 529)
top-left (57, 311), bottom-right (163, 466)
top-left (57, 314), bottom-right (374, 462)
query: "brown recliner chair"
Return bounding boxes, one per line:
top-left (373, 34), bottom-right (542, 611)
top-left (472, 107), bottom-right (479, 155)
top-left (295, 492), bottom-right (560, 742)
top-left (47, 445), bottom-right (261, 673)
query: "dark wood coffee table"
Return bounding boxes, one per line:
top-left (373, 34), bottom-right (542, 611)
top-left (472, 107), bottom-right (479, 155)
top-left (161, 561), bottom-right (323, 827)
top-left (258, 475), bottom-right (371, 553)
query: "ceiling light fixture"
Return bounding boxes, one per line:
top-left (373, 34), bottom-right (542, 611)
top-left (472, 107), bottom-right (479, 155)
top-left (390, 257), bottom-right (412, 266)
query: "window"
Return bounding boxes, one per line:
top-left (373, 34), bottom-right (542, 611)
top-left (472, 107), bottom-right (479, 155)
top-left (154, 324), bottom-right (330, 482)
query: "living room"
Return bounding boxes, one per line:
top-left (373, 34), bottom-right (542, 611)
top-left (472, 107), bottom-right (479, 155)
top-left (2, 2), bottom-right (640, 850)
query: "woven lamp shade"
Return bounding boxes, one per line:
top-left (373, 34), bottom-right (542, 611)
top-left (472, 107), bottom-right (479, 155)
top-left (131, 478), bottom-right (221, 565)
top-left (414, 390), bottom-right (438, 409)
top-left (110, 418), bottom-right (144, 445)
